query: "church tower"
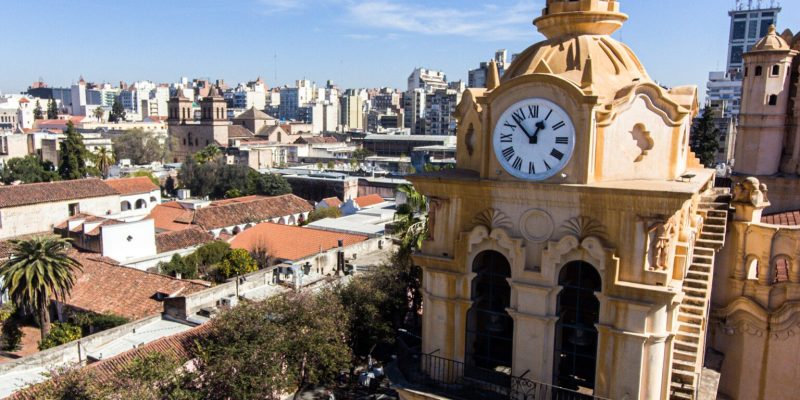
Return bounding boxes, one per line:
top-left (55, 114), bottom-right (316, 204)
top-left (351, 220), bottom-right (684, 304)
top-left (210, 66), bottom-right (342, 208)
top-left (406, 1), bottom-right (724, 399)
top-left (200, 85), bottom-right (228, 125)
top-left (734, 25), bottom-right (798, 176)
top-left (167, 89), bottom-right (193, 124)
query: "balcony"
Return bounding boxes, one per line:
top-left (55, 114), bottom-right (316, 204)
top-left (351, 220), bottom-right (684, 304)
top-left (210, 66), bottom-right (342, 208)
top-left (395, 351), bottom-right (606, 400)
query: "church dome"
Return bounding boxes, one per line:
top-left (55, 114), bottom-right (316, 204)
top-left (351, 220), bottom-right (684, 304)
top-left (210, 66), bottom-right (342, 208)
top-left (503, 0), bottom-right (650, 102)
top-left (752, 25), bottom-right (790, 52)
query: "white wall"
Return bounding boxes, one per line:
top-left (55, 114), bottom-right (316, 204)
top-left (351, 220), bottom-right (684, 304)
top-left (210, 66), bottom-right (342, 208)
top-left (101, 219), bottom-right (157, 262)
top-left (114, 189), bottom-right (161, 221)
top-left (0, 195), bottom-right (120, 239)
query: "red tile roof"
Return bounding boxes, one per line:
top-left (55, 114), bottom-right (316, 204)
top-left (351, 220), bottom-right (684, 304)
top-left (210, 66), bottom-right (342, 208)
top-left (60, 252), bottom-right (207, 321)
top-left (193, 195), bottom-right (313, 230)
top-left (148, 202), bottom-right (195, 232)
top-left (354, 194), bottom-right (385, 208)
top-left (0, 179), bottom-right (119, 208)
top-left (155, 228), bottom-right (214, 253)
top-left (321, 197), bottom-right (342, 207)
top-left (762, 210), bottom-right (800, 226)
top-left (105, 177), bottom-right (159, 196)
top-left (230, 222), bottom-right (368, 261)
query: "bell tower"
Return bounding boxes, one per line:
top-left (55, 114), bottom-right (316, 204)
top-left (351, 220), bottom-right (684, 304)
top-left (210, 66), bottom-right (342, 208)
top-left (200, 85), bottom-right (228, 124)
top-left (167, 89), bottom-right (193, 124)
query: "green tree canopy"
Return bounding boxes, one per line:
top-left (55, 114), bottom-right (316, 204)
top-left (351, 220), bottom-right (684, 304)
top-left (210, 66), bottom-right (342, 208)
top-left (46, 98), bottom-right (58, 119)
top-left (33, 100), bottom-right (44, 120)
top-left (58, 122), bottom-right (89, 180)
top-left (217, 249), bottom-right (257, 279)
top-left (38, 322), bottom-right (82, 350)
top-left (1, 156), bottom-right (59, 184)
top-left (109, 98), bottom-right (126, 123)
top-left (690, 106), bottom-right (721, 168)
top-left (112, 128), bottom-right (169, 165)
top-left (0, 237), bottom-right (82, 341)
top-left (179, 158), bottom-right (291, 200)
top-left (352, 148), bottom-right (374, 161)
top-left (248, 171), bottom-right (292, 197)
top-left (92, 147), bottom-right (114, 178)
top-left (304, 207), bottom-right (341, 225)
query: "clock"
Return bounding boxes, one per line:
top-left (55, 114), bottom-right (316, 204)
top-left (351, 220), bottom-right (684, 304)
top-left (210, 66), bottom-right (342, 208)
top-left (492, 98), bottom-right (576, 181)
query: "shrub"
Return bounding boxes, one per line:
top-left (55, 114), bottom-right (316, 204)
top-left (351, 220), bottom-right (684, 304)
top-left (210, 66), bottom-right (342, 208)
top-left (1, 316), bottom-right (23, 351)
top-left (68, 312), bottom-right (129, 335)
top-left (304, 207), bottom-right (341, 225)
top-left (159, 254), bottom-right (199, 279)
top-left (218, 249), bottom-right (258, 280)
top-left (39, 322), bottom-right (82, 350)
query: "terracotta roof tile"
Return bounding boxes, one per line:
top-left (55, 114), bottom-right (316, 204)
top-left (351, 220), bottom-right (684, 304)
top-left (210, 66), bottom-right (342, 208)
top-left (321, 197), bottom-right (342, 207)
top-left (60, 252), bottom-right (207, 321)
top-left (105, 177), bottom-right (159, 196)
top-left (193, 195), bottom-right (313, 230)
top-left (0, 179), bottom-right (119, 208)
top-left (148, 202), bottom-right (195, 232)
top-left (354, 194), bottom-right (385, 208)
top-left (230, 222), bottom-right (367, 261)
top-left (227, 125), bottom-right (255, 139)
top-left (762, 210), bottom-right (800, 226)
top-left (155, 228), bottom-right (214, 253)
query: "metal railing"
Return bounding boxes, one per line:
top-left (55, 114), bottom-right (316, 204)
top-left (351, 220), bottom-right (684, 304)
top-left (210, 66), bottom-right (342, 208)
top-left (397, 351), bottom-right (606, 400)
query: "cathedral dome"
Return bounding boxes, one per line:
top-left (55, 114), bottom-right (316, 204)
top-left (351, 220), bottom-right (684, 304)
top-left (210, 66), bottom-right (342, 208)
top-left (752, 25), bottom-right (790, 52)
top-left (503, 0), bottom-right (650, 101)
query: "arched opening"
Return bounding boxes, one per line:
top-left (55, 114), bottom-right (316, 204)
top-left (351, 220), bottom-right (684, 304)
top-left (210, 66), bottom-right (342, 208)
top-left (288, 215), bottom-right (296, 225)
top-left (554, 261), bottom-right (601, 392)
top-left (768, 95), bottom-right (778, 106)
top-left (278, 217), bottom-right (286, 225)
top-left (298, 214), bottom-right (306, 225)
top-left (746, 258), bottom-right (759, 280)
top-left (773, 257), bottom-right (790, 284)
top-left (150, 196), bottom-right (157, 203)
top-left (121, 201), bottom-right (131, 211)
top-left (465, 251), bottom-right (513, 374)
top-left (755, 66), bottom-right (763, 76)
top-left (771, 65), bottom-right (780, 76)
top-left (135, 199), bottom-right (147, 209)
top-left (232, 226), bottom-right (242, 235)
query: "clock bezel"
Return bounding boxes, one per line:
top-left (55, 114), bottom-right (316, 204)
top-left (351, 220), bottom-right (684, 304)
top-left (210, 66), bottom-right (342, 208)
top-left (492, 97), bottom-right (576, 181)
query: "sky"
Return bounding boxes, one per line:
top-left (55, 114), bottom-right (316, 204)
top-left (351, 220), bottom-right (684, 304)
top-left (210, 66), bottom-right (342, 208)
top-left (0, 0), bottom-right (798, 100)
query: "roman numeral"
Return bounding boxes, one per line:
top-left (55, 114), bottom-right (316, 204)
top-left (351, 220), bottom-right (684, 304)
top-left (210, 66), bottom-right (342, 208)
top-left (512, 157), bottom-right (523, 170)
top-left (528, 162), bottom-right (536, 174)
top-left (545, 109), bottom-right (553, 120)
top-left (503, 121), bottom-right (517, 131)
top-left (500, 133), bottom-right (513, 143)
top-left (502, 147), bottom-right (515, 161)
top-left (544, 160), bottom-right (552, 170)
top-left (512, 109), bottom-right (526, 125)
top-left (528, 105), bottom-right (539, 119)
top-left (551, 149), bottom-right (564, 161)
top-left (553, 121), bottom-right (566, 131)
top-left (555, 137), bottom-right (569, 145)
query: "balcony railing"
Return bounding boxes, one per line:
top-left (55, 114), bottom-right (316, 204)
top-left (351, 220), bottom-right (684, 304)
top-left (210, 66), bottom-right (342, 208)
top-left (397, 351), bottom-right (607, 400)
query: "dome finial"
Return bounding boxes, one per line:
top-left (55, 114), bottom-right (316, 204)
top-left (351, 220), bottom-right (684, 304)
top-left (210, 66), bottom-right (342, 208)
top-left (535, 0), bottom-right (628, 39)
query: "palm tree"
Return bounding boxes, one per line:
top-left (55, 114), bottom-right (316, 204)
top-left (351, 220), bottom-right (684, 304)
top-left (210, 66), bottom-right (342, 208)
top-left (194, 145), bottom-right (221, 164)
top-left (92, 106), bottom-right (105, 123)
top-left (0, 237), bottom-right (82, 341)
top-left (394, 184), bottom-right (428, 251)
top-left (93, 147), bottom-right (115, 178)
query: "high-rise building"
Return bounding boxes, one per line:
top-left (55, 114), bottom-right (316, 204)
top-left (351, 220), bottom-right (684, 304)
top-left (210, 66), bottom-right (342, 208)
top-left (468, 50), bottom-right (510, 88)
top-left (279, 80), bottom-right (314, 121)
top-left (340, 89), bottom-right (368, 131)
top-left (404, 68), bottom-right (450, 135)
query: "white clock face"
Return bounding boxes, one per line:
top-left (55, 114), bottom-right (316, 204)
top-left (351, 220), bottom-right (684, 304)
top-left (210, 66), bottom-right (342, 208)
top-left (493, 98), bottom-right (576, 181)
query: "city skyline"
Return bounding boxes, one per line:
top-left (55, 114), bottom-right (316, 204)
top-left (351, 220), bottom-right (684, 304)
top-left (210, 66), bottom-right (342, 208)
top-left (0, 0), bottom-right (798, 99)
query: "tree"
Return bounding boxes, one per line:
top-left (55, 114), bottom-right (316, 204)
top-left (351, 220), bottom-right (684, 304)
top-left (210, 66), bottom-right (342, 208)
top-left (214, 163), bottom-right (250, 199)
top-left (92, 147), bottom-right (114, 178)
top-left (194, 145), bottom-right (222, 164)
top-left (164, 176), bottom-right (177, 197)
top-left (394, 184), bottom-right (428, 251)
top-left (47, 98), bottom-right (58, 119)
top-left (158, 254), bottom-right (198, 279)
top-left (58, 121), bottom-right (89, 180)
top-left (0, 237), bottom-right (82, 341)
top-left (248, 171), bottom-right (292, 196)
top-left (33, 100), bottom-right (44, 120)
top-left (1, 155), bottom-right (59, 184)
top-left (304, 207), bottom-right (341, 225)
top-left (92, 107), bottom-right (105, 122)
top-left (38, 322), bottom-right (82, 350)
top-left (178, 156), bottom-right (219, 198)
top-left (132, 170), bottom-right (160, 187)
top-left (217, 249), bottom-right (257, 279)
top-left (334, 277), bottom-right (398, 357)
top-left (182, 241), bottom-right (231, 278)
top-left (352, 148), bottom-right (374, 161)
top-left (197, 292), bottom-right (350, 399)
top-left (690, 106), bottom-right (721, 168)
top-left (112, 128), bottom-right (169, 165)
top-left (109, 97), bottom-right (126, 123)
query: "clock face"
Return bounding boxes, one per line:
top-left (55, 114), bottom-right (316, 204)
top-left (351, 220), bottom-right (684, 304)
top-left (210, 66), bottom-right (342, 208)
top-left (493, 98), bottom-right (576, 181)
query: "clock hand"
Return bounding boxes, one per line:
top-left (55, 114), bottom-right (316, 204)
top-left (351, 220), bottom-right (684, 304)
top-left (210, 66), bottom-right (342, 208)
top-left (513, 116), bottom-right (535, 140)
top-left (533, 121), bottom-right (546, 144)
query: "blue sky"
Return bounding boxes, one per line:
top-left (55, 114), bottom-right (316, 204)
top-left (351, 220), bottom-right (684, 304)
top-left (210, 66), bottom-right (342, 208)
top-left (0, 0), bottom-right (798, 100)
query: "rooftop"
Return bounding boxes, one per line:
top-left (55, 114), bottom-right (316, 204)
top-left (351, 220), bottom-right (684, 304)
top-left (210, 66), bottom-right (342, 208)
top-left (62, 252), bottom-right (207, 321)
top-left (0, 179), bottom-right (118, 208)
top-left (353, 194), bottom-right (386, 208)
top-left (229, 222), bottom-right (368, 261)
top-left (762, 210), bottom-right (800, 227)
top-left (104, 176), bottom-right (159, 196)
top-left (155, 227), bottom-right (215, 253)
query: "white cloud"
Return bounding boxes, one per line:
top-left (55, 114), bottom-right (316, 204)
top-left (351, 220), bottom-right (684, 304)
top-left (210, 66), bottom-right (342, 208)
top-left (344, 1), bottom-right (541, 41)
top-left (257, 0), bottom-right (305, 15)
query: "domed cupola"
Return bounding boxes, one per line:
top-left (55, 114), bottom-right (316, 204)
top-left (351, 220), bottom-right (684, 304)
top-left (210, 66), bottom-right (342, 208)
top-left (503, 0), bottom-right (651, 102)
top-left (751, 25), bottom-right (790, 52)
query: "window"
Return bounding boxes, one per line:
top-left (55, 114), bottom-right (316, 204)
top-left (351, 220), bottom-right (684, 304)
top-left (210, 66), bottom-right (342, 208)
top-left (730, 46), bottom-right (744, 66)
top-left (748, 21), bottom-right (759, 39)
top-left (773, 257), bottom-right (790, 284)
top-left (744, 67), bottom-right (749, 77)
top-left (732, 21), bottom-right (746, 40)
top-left (768, 95), bottom-right (778, 106)
top-left (771, 65), bottom-right (780, 76)
top-left (135, 199), bottom-right (147, 209)
top-left (121, 201), bottom-right (131, 211)
top-left (760, 20), bottom-right (773, 38)
top-left (465, 251), bottom-right (513, 372)
top-left (755, 66), bottom-right (763, 76)
top-left (68, 203), bottom-right (80, 217)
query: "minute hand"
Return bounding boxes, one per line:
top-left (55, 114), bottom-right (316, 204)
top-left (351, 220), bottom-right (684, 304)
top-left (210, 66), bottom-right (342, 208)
top-left (513, 116), bottom-right (534, 139)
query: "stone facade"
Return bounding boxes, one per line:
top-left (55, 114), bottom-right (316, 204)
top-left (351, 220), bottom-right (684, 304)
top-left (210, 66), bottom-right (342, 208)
top-left (405, 1), bottom-right (726, 399)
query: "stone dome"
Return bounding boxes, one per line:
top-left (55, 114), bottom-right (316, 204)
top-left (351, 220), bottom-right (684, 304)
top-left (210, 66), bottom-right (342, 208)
top-left (502, 34), bottom-right (650, 101)
top-left (752, 25), bottom-right (790, 52)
